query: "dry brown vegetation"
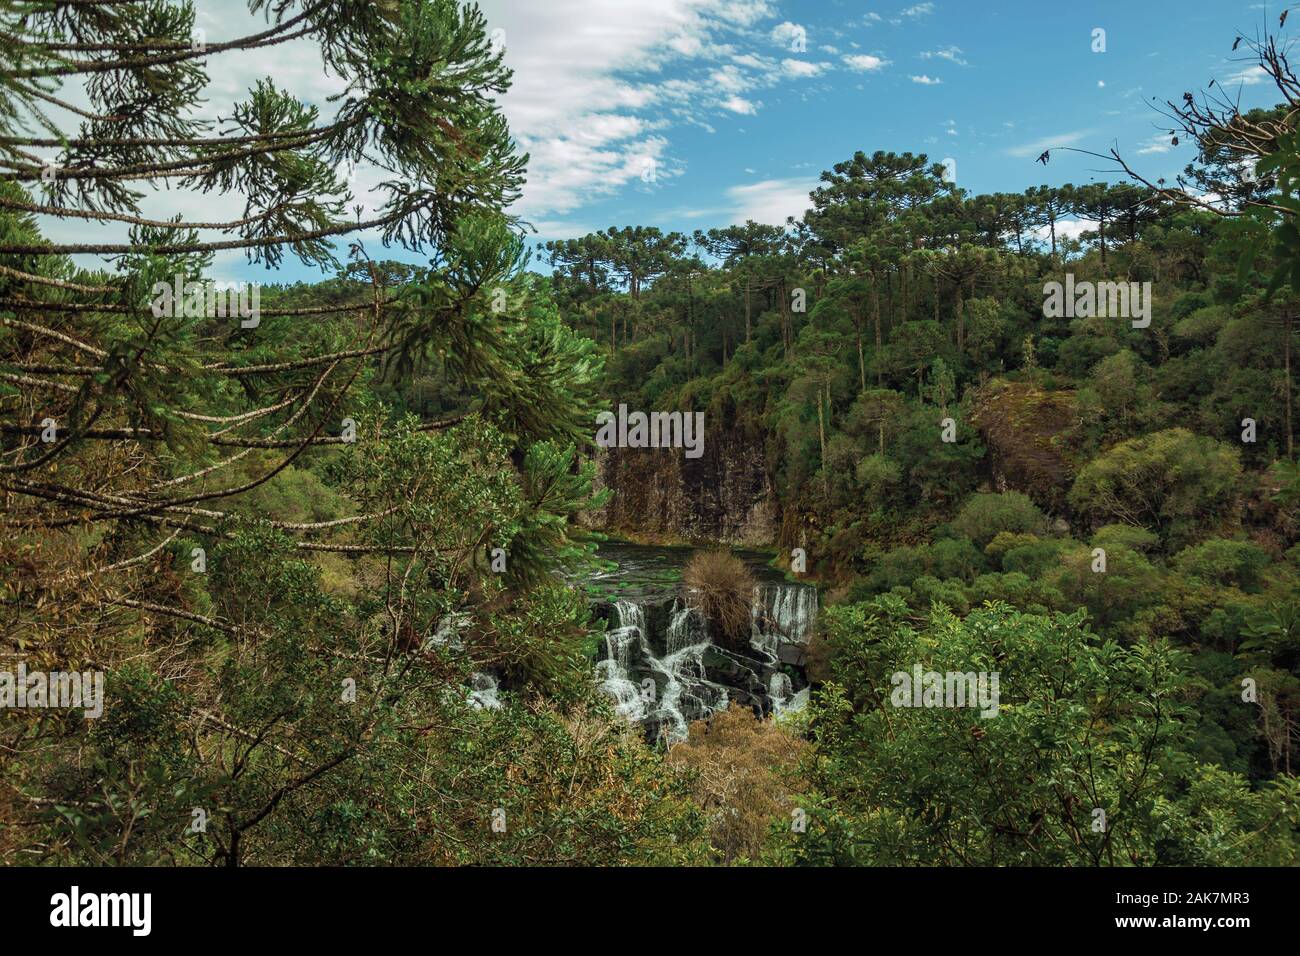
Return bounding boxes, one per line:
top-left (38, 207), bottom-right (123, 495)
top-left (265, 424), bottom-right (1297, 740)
top-left (666, 704), bottom-right (808, 864)
top-left (682, 550), bottom-right (756, 648)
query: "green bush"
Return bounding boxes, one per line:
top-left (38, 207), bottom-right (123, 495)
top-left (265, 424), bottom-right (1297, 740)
top-left (951, 491), bottom-right (1049, 546)
top-left (1173, 539), bottom-right (1272, 592)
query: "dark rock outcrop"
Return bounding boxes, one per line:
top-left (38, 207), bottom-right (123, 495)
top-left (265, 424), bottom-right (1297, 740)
top-left (581, 427), bottom-right (779, 546)
top-left (970, 380), bottom-right (1080, 514)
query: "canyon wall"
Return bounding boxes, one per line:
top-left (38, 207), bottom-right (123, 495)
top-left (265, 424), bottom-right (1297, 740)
top-left (581, 426), bottom-right (779, 546)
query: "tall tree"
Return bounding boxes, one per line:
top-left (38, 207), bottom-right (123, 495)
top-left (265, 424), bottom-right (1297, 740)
top-left (695, 220), bottom-right (785, 344)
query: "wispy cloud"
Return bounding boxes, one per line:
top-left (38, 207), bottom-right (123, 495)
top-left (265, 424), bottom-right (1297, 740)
top-left (921, 45), bottom-right (968, 66)
top-left (1225, 64), bottom-right (1268, 86)
top-left (782, 58), bottom-right (830, 77)
top-left (1136, 134), bottom-right (1175, 155)
top-left (725, 177), bottom-right (817, 225)
top-left (1005, 129), bottom-right (1093, 158)
top-left (472, 0), bottom-right (814, 217)
top-left (911, 74), bottom-right (942, 85)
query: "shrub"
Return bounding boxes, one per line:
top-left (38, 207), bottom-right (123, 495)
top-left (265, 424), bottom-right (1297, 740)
top-left (855, 453), bottom-right (904, 501)
top-left (683, 551), bottom-right (757, 648)
top-left (1093, 524), bottom-right (1161, 554)
top-left (1002, 538), bottom-right (1070, 577)
top-left (928, 537), bottom-right (987, 581)
top-left (1173, 539), bottom-right (1272, 592)
top-left (1068, 428), bottom-right (1243, 550)
top-left (951, 491), bottom-right (1048, 546)
top-left (666, 704), bottom-right (808, 864)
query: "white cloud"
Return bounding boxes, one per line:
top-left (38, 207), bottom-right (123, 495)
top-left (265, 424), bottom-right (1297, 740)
top-left (715, 0), bottom-right (778, 26)
top-left (721, 95), bottom-right (759, 114)
top-left (30, 0), bottom-right (813, 260)
top-left (1226, 65), bottom-right (1268, 86)
top-left (901, 3), bottom-right (934, 18)
top-left (782, 58), bottom-right (829, 77)
top-left (911, 74), bottom-right (942, 85)
top-left (1136, 135), bottom-right (1174, 155)
top-left (770, 21), bottom-right (807, 48)
top-left (1032, 219), bottom-right (1092, 244)
top-left (475, 0), bottom-right (802, 217)
top-left (725, 177), bottom-right (817, 225)
top-left (843, 53), bottom-right (889, 71)
top-left (711, 64), bottom-right (753, 93)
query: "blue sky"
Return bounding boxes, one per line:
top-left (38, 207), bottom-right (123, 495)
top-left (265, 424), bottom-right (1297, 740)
top-left (43, 1), bottom-right (1287, 284)
top-left (482, 0), bottom-right (1284, 252)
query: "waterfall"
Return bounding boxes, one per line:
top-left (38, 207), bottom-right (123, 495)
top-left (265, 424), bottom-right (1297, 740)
top-left (597, 600), bottom-right (651, 720)
top-left (753, 582), bottom-right (818, 644)
top-left (590, 549), bottom-right (818, 745)
top-left (596, 598), bottom-right (728, 743)
top-left (467, 672), bottom-right (501, 710)
top-left (768, 671), bottom-right (792, 705)
top-left (665, 602), bottom-right (703, 654)
top-left (774, 686), bottom-right (809, 716)
top-left (647, 602), bottom-right (729, 743)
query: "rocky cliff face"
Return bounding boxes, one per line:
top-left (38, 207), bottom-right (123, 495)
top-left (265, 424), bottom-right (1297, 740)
top-left (580, 427), bottom-right (779, 546)
top-left (970, 380), bottom-right (1080, 515)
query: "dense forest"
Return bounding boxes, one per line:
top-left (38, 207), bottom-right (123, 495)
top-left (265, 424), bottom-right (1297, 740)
top-left (1, 0), bottom-right (1298, 868)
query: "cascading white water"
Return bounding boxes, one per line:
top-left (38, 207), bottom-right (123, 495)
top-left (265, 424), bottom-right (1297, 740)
top-left (749, 583), bottom-right (817, 662)
top-left (597, 600), bottom-right (651, 720)
top-left (594, 560), bottom-right (817, 743)
top-left (649, 603), bottom-right (728, 743)
top-left (596, 599), bottom-right (729, 743)
top-left (766, 672), bottom-right (809, 716)
top-left (769, 671), bottom-right (792, 704)
top-left (467, 672), bottom-right (501, 710)
top-left (774, 687), bottom-right (809, 716)
top-left (665, 601), bottom-right (702, 654)
top-left (763, 583), bottom-right (819, 643)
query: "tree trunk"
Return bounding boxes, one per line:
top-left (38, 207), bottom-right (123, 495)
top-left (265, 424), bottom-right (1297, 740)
top-left (779, 277), bottom-right (790, 357)
top-left (1287, 311), bottom-right (1295, 461)
top-left (817, 391), bottom-right (828, 499)
top-left (854, 311), bottom-right (866, 393)
top-left (744, 277), bottom-right (752, 343)
top-left (873, 283), bottom-right (883, 387)
top-left (955, 292), bottom-right (965, 353)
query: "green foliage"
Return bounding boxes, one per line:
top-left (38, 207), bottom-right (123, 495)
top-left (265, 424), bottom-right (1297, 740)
top-left (1173, 539), bottom-right (1272, 592)
top-left (1068, 429), bottom-right (1244, 550)
top-left (951, 492), bottom-right (1048, 546)
top-left (784, 598), bottom-right (1300, 866)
